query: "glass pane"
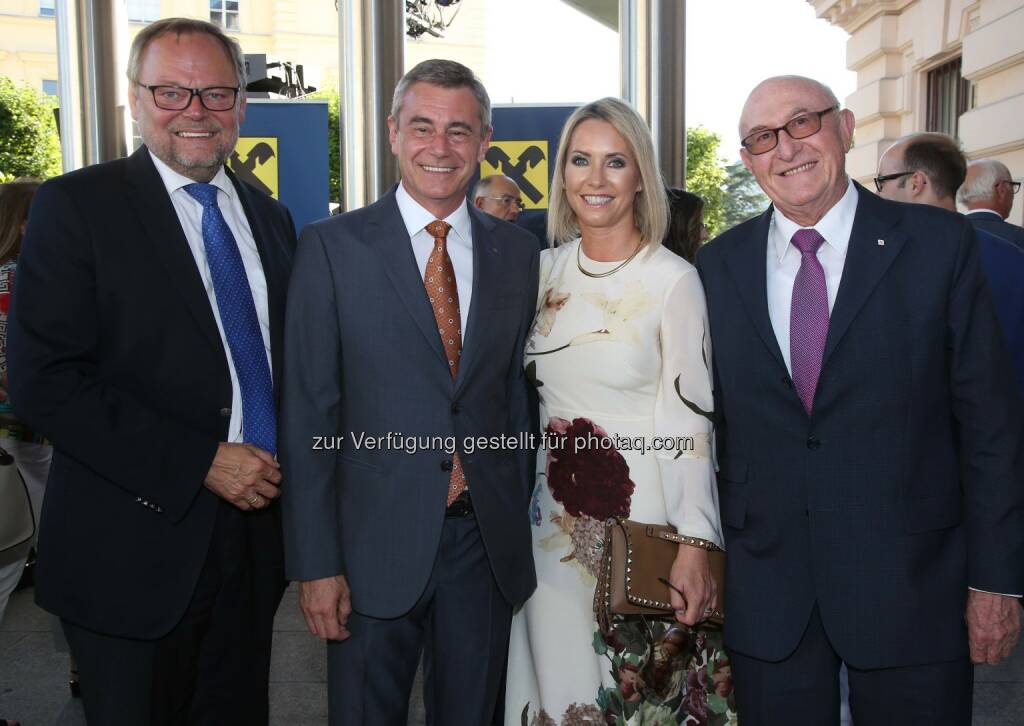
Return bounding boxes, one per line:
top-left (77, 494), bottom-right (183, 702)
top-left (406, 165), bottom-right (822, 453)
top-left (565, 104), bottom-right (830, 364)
top-left (39, 0), bottom-right (55, 16)
top-left (226, 12), bottom-right (239, 30)
top-left (226, 1), bottom-right (238, 11)
top-left (210, 10), bottom-right (220, 25)
top-left (210, 0), bottom-right (223, 11)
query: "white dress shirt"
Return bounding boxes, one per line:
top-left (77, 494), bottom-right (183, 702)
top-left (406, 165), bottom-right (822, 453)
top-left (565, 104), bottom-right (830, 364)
top-left (767, 180), bottom-right (858, 373)
top-left (150, 154), bottom-right (272, 445)
top-left (395, 182), bottom-right (474, 338)
top-left (964, 208), bottom-right (1002, 217)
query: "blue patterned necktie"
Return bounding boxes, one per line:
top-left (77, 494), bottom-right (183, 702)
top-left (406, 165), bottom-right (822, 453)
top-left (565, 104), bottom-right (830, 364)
top-left (184, 182), bottom-right (277, 455)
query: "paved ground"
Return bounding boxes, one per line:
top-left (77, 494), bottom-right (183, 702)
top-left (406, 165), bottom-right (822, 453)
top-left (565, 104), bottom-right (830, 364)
top-left (2, 583), bottom-right (1022, 725)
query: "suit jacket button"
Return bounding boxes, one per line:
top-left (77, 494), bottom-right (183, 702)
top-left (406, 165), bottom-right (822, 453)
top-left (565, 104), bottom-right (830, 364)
top-left (451, 402), bottom-right (461, 414)
top-left (806, 435), bottom-right (821, 450)
top-left (219, 407), bottom-right (231, 418)
top-left (440, 459), bottom-right (453, 472)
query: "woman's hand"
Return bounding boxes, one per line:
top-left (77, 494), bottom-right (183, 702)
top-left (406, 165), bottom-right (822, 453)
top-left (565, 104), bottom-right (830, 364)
top-left (668, 544), bottom-right (717, 626)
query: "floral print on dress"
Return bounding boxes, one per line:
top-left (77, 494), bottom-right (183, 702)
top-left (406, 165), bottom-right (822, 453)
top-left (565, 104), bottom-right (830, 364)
top-left (527, 281), bottom-right (655, 356)
top-left (537, 417), bottom-right (635, 580)
top-left (521, 616), bottom-right (736, 725)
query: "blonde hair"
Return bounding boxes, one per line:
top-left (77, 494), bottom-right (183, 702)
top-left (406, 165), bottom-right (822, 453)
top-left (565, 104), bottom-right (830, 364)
top-left (547, 97), bottom-right (668, 248)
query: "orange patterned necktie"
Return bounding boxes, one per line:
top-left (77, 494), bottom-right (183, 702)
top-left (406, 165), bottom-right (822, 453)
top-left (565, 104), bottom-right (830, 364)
top-left (424, 220), bottom-right (466, 505)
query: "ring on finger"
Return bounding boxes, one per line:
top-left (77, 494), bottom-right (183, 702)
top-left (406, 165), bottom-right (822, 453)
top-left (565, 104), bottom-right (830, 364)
top-left (248, 494), bottom-right (261, 506)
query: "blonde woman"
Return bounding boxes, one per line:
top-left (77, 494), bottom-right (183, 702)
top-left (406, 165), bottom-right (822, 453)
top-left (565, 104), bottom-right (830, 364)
top-left (505, 99), bottom-right (733, 724)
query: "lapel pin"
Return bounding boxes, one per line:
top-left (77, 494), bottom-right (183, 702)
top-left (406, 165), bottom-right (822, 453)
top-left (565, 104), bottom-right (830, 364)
top-left (877, 239), bottom-right (885, 246)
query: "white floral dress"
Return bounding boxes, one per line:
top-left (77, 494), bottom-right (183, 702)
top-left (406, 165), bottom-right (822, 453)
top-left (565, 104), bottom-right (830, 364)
top-left (505, 239), bottom-right (735, 726)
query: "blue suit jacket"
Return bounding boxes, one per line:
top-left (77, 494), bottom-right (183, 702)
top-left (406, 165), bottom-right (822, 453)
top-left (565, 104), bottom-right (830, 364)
top-left (695, 184), bottom-right (1024, 668)
top-left (967, 210), bottom-right (1024, 252)
top-left (280, 189), bottom-right (539, 617)
top-left (976, 228), bottom-right (1024, 397)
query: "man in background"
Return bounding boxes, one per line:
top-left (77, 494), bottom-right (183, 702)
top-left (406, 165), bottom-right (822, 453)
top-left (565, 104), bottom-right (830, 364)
top-left (473, 173), bottom-right (524, 222)
top-left (958, 158), bottom-right (1024, 250)
top-left (877, 132), bottom-right (1024, 395)
top-left (8, 18), bottom-right (294, 725)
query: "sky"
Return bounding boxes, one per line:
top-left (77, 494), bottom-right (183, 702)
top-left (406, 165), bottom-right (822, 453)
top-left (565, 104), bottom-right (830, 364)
top-left (483, 0), bottom-right (856, 163)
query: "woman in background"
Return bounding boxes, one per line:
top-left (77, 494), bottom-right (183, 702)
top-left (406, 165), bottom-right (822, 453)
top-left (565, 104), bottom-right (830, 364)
top-left (505, 99), bottom-right (734, 725)
top-left (663, 187), bottom-right (709, 264)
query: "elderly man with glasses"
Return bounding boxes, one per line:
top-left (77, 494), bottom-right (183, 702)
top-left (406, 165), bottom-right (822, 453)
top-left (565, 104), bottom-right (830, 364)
top-left (473, 174), bottom-right (525, 222)
top-left (8, 17), bottom-right (295, 725)
top-left (958, 159), bottom-right (1024, 251)
top-left (695, 75), bottom-right (1023, 725)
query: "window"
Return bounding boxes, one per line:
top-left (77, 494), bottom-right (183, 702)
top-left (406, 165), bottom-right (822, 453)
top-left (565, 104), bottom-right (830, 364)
top-left (210, 0), bottom-right (239, 31)
top-left (42, 79), bottom-right (58, 97)
top-left (127, 0), bottom-right (161, 23)
top-left (39, 0), bottom-right (55, 17)
top-left (926, 58), bottom-right (971, 138)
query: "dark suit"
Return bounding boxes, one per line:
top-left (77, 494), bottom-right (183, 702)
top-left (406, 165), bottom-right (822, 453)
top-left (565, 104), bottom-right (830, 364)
top-left (8, 147), bottom-right (295, 724)
top-left (696, 184), bottom-right (1023, 723)
top-left (281, 188), bottom-right (538, 725)
top-left (967, 209), bottom-right (1024, 251)
top-left (975, 228), bottom-right (1024, 397)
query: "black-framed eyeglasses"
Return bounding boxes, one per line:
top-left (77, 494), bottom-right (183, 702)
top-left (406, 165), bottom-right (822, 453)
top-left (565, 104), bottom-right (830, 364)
top-left (873, 170), bottom-right (914, 193)
top-left (741, 106), bottom-right (839, 155)
top-left (999, 180), bottom-right (1022, 194)
top-left (141, 84), bottom-right (240, 111)
top-left (482, 195), bottom-right (525, 211)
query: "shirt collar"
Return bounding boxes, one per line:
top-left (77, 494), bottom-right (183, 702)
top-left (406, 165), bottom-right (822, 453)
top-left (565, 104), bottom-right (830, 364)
top-left (395, 181), bottom-right (472, 247)
top-left (964, 208), bottom-right (1001, 217)
top-left (149, 150), bottom-right (235, 200)
top-left (771, 178), bottom-right (858, 262)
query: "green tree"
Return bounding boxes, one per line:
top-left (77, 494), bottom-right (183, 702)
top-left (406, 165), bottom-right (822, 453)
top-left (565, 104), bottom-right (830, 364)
top-left (308, 87), bottom-right (340, 205)
top-left (684, 126), bottom-right (727, 236)
top-left (721, 160), bottom-right (770, 229)
top-left (0, 76), bottom-right (62, 180)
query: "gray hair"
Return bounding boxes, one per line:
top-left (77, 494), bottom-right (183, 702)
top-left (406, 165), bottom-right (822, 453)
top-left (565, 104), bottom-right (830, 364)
top-left (548, 97), bottom-right (668, 248)
top-left (958, 159), bottom-right (1012, 205)
top-left (390, 59), bottom-right (491, 131)
top-left (473, 175), bottom-right (518, 200)
top-left (127, 17), bottom-right (247, 88)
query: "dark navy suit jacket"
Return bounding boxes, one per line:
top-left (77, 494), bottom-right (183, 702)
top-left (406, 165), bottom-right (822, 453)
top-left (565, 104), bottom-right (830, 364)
top-left (695, 184), bottom-right (1024, 668)
top-left (8, 147), bottom-right (296, 638)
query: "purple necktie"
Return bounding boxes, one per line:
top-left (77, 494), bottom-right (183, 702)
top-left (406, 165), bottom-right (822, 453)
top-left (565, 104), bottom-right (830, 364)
top-left (790, 228), bottom-right (829, 415)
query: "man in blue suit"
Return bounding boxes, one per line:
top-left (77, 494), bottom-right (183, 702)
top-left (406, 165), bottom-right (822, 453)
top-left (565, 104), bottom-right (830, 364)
top-left (280, 59), bottom-right (538, 725)
top-left (696, 76), bottom-right (1023, 725)
top-left (876, 132), bottom-right (1024, 397)
top-left (959, 159), bottom-right (1024, 251)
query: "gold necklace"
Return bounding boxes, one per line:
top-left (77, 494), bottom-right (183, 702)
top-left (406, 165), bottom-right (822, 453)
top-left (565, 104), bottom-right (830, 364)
top-left (576, 238), bottom-right (643, 278)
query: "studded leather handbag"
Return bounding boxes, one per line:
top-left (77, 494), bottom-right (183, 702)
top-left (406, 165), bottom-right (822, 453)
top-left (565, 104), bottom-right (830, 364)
top-left (594, 518), bottom-right (725, 636)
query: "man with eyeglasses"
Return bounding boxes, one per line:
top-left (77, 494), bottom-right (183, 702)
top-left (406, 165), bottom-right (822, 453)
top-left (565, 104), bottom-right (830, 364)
top-left (959, 159), bottom-right (1024, 251)
top-left (473, 174), bottom-right (525, 222)
top-left (8, 17), bottom-right (295, 725)
top-left (281, 59), bottom-right (538, 725)
top-left (695, 76), bottom-right (1023, 725)
top-left (876, 132), bottom-right (1024, 397)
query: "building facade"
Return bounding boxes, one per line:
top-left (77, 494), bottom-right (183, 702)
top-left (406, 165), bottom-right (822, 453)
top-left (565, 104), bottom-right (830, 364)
top-left (0, 0), bottom-right (489, 100)
top-left (810, 0), bottom-right (1024, 223)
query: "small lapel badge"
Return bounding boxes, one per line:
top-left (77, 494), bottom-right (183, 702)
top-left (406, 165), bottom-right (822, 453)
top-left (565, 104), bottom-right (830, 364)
top-left (877, 239), bottom-right (885, 246)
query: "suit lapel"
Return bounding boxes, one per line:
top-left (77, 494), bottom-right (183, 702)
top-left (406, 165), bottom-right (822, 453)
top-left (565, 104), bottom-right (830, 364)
top-left (369, 192), bottom-right (448, 367)
top-left (725, 208), bottom-right (787, 373)
top-left (125, 147), bottom-right (224, 355)
top-left (454, 206), bottom-right (498, 394)
top-left (822, 185), bottom-right (906, 365)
